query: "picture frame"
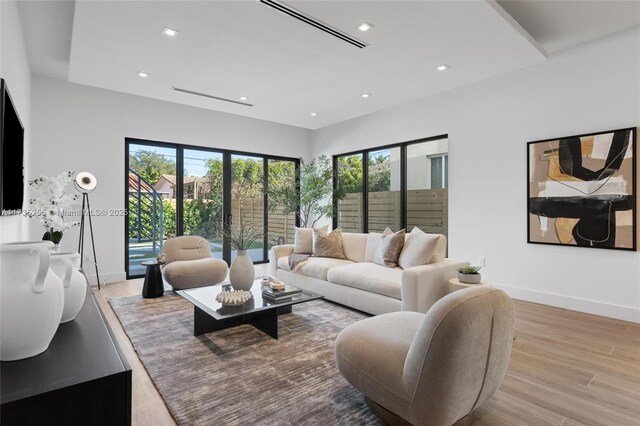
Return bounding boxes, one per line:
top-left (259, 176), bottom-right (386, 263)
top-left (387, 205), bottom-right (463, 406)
top-left (527, 127), bottom-right (636, 251)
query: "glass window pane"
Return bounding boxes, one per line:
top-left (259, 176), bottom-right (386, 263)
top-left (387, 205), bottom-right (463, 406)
top-left (128, 144), bottom-right (176, 276)
top-left (183, 149), bottom-right (224, 259)
top-left (406, 139), bottom-right (449, 240)
top-left (268, 159), bottom-right (296, 247)
top-left (430, 156), bottom-right (443, 189)
top-left (367, 148), bottom-right (401, 232)
top-left (231, 155), bottom-right (264, 262)
top-left (337, 154), bottom-right (364, 232)
top-left (444, 155), bottom-right (448, 188)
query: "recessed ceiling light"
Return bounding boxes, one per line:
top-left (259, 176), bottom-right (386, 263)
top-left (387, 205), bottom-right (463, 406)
top-left (162, 27), bottom-right (179, 37)
top-left (436, 64), bottom-right (450, 71)
top-left (137, 71), bottom-right (149, 78)
top-left (310, 112), bottom-right (318, 117)
top-left (361, 93), bottom-right (371, 98)
top-left (358, 22), bottom-right (373, 32)
top-left (239, 96), bottom-right (248, 101)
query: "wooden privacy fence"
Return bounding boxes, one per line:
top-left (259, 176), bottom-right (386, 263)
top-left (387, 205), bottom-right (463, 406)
top-left (231, 197), bottom-right (295, 244)
top-left (337, 189), bottom-right (448, 236)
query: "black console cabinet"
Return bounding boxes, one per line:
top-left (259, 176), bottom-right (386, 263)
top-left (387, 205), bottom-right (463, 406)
top-left (1, 287), bottom-right (132, 426)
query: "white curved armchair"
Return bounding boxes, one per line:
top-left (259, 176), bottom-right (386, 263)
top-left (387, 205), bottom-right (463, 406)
top-left (335, 286), bottom-right (515, 426)
top-left (161, 236), bottom-right (228, 290)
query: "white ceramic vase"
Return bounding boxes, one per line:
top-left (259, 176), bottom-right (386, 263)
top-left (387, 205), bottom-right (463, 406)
top-left (229, 249), bottom-right (255, 291)
top-left (50, 252), bottom-right (87, 323)
top-left (0, 241), bottom-right (64, 361)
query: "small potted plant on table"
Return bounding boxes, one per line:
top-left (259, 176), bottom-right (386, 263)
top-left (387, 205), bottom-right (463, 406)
top-left (457, 266), bottom-right (483, 284)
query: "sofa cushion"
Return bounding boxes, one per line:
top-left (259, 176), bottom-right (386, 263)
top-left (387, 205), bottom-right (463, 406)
top-left (342, 232), bottom-right (368, 263)
top-left (294, 226), bottom-right (327, 254)
top-left (280, 256), bottom-right (354, 281)
top-left (374, 228), bottom-right (406, 268)
top-left (398, 227), bottom-right (440, 269)
top-left (431, 233), bottom-right (447, 263)
top-left (163, 257), bottom-right (228, 289)
top-left (327, 262), bottom-right (403, 300)
top-left (313, 227), bottom-right (347, 259)
top-left (277, 256), bottom-right (291, 271)
top-left (161, 236), bottom-right (212, 264)
top-left (364, 232), bottom-right (383, 262)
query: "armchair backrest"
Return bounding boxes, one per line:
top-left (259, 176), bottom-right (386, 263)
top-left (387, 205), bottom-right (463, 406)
top-left (402, 286), bottom-right (514, 425)
top-left (161, 236), bottom-right (212, 265)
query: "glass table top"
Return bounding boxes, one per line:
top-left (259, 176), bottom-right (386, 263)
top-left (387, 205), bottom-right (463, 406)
top-left (177, 278), bottom-right (322, 320)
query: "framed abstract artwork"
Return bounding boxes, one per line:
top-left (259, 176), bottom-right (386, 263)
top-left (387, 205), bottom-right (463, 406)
top-left (527, 127), bottom-right (636, 251)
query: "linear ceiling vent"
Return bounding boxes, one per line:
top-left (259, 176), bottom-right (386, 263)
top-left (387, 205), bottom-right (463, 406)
top-left (171, 87), bottom-right (254, 107)
top-left (260, 0), bottom-right (367, 49)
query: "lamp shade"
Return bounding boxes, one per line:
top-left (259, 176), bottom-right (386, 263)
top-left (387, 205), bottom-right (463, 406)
top-left (74, 172), bottom-right (97, 193)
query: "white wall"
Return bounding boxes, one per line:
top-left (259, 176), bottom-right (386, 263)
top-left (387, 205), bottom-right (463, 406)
top-left (31, 76), bottom-right (311, 283)
top-left (0, 0), bottom-right (31, 243)
top-left (312, 27), bottom-right (640, 322)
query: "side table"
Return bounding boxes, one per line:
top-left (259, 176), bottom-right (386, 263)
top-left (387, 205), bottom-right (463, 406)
top-left (448, 278), bottom-right (492, 293)
top-left (141, 261), bottom-right (164, 298)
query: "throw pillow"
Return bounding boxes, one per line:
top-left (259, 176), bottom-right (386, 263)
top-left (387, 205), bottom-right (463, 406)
top-left (313, 227), bottom-right (347, 259)
top-left (294, 226), bottom-right (328, 254)
top-left (398, 227), bottom-right (440, 269)
top-left (373, 227), bottom-right (405, 268)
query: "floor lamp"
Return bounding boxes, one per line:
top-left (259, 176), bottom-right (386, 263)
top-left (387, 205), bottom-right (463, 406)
top-left (75, 172), bottom-right (101, 290)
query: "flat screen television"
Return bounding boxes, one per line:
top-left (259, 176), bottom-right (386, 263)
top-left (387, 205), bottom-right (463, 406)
top-left (0, 78), bottom-right (25, 215)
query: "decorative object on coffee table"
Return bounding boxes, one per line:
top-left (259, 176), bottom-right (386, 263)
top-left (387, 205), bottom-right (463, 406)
top-left (457, 265), bottom-right (482, 284)
top-left (226, 215), bottom-right (262, 291)
top-left (215, 289), bottom-right (252, 306)
top-left (141, 260), bottom-right (164, 298)
top-left (230, 250), bottom-right (255, 290)
top-left (269, 279), bottom-right (285, 291)
top-left (261, 282), bottom-right (302, 303)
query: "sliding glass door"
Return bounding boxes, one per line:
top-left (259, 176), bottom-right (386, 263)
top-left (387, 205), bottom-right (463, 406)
top-left (267, 159), bottom-right (297, 247)
top-left (125, 139), bottom-right (299, 278)
top-left (127, 143), bottom-right (177, 276)
top-left (183, 149), bottom-right (225, 259)
top-left (231, 154), bottom-right (265, 262)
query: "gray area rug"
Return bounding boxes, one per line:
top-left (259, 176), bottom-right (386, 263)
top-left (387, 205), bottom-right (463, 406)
top-left (109, 293), bottom-right (383, 426)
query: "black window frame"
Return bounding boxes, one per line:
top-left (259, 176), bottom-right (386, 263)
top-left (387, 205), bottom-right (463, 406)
top-left (125, 137), bottom-right (300, 279)
top-left (332, 134), bottom-right (448, 232)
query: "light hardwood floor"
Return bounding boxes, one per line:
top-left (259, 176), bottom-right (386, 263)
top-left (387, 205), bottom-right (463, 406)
top-left (94, 267), bottom-right (640, 426)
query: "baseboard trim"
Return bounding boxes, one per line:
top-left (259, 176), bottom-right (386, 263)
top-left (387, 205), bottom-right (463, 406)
top-left (84, 271), bottom-right (126, 285)
top-left (494, 283), bottom-right (640, 323)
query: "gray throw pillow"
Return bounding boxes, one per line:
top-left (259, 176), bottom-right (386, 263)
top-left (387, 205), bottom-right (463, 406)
top-left (373, 227), bottom-right (405, 268)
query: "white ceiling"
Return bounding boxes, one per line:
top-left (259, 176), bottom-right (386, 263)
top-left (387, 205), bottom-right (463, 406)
top-left (14, 1), bottom-right (640, 130)
top-left (498, 0), bottom-right (640, 53)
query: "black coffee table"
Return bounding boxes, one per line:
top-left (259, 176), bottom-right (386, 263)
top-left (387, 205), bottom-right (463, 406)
top-left (177, 280), bottom-right (322, 339)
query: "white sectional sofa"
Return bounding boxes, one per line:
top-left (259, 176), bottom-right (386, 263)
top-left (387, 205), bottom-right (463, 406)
top-left (269, 231), bottom-right (468, 315)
